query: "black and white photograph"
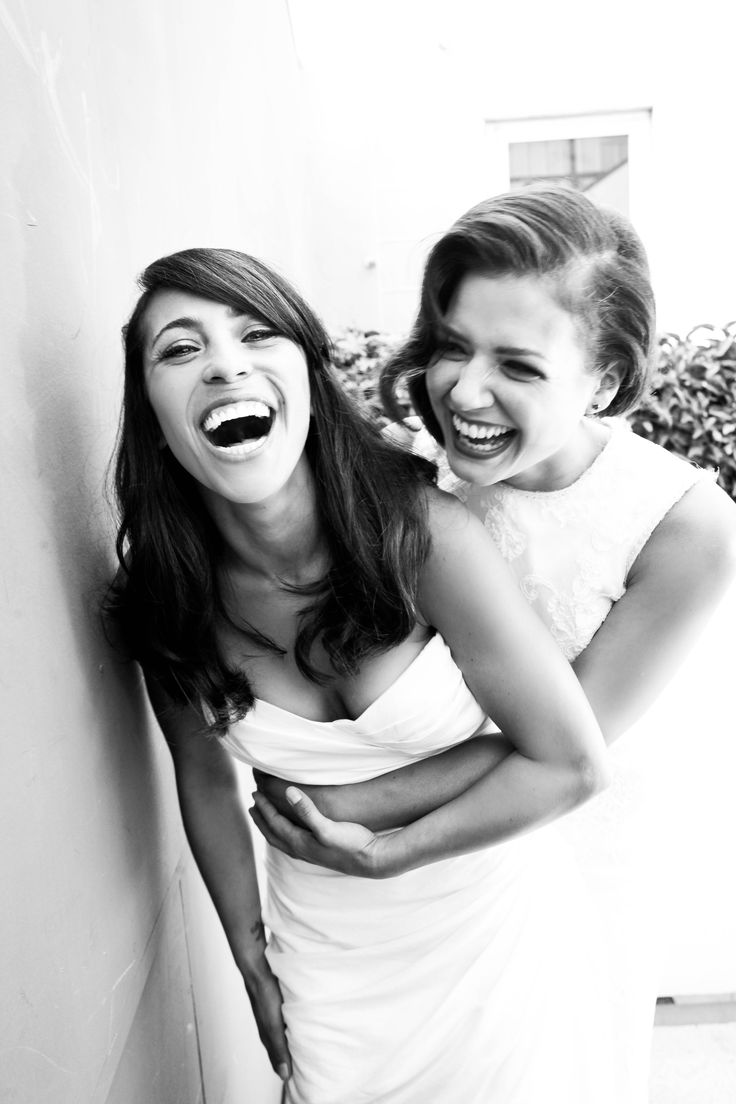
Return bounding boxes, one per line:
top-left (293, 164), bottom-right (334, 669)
top-left (1, 2), bottom-right (735, 1101)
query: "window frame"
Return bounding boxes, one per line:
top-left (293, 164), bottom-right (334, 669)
top-left (484, 108), bottom-right (653, 231)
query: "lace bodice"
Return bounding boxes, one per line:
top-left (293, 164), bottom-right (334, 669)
top-left (423, 418), bottom-right (710, 661)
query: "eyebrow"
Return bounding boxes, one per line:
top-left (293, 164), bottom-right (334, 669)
top-left (495, 345), bottom-right (546, 360)
top-left (149, 306), bottom-right (249, 349)
top-left (444, 328), bottom-right (546, 361)
top-left (150, 317), bottom-right (202, 347)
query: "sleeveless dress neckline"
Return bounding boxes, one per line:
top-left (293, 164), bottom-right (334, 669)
top-left (494, 418), bottom-right (614, 499)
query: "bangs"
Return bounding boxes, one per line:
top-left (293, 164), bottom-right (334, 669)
top-left (135, 248), bottom-right (328, 369)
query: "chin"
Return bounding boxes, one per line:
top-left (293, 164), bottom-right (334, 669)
top-left (445, 448), bottom-right (506, 487)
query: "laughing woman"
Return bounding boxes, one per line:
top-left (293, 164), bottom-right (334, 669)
top-left (252, 187), bottom-right (736, 1103)
top-left (107, 248), bottom-right (617, 1104)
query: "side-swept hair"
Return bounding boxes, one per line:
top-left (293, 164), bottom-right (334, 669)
top-left (107, 248), bottom-right (436, 732)
top-left (381, 184), bottom-right (655, 441)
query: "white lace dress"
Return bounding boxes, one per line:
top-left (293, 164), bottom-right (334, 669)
top-left (424, 416), bottom-right (710, 1103)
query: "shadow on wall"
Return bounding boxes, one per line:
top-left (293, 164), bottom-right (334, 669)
top-left (3, 211), bottom-right (205, 1100)
top-left (19, 229), bottom-right (173, 897)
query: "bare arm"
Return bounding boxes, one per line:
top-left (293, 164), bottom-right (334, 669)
top-left (572, 478), bottom-right (736, 739)
top-left (145, 676), bottom-right (291, 1083)
top-left (257, 479), bottom-right (736, 831)
top-left (253, 735), bottom-right (512, 831)
top-left (252, 491), bottom-right (609, 876)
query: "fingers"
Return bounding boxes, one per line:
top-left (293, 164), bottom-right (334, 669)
top-left (262, 1012), bottom-right (291, 1083)
top-left (284, 788), bottom-right (374, 853)
top-left (261, 1018), bottom-right (291, 1083)
top-left (246, 967), bottom-right (292, 1083)
top-left (252, 769), bottom-right (300, 821)
top-left (283, 787), bottom-right (332, 839)
top-left (249, 805), bottom-right (291, 856)
top-left (250, 792), bottom-right (317, 859)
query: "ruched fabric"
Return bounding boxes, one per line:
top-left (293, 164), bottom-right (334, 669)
top-left (222, 635), bottom-right (616, 1104)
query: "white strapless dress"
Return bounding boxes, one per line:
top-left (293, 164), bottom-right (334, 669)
top-left (221, 634), bottom-right (616, 1104)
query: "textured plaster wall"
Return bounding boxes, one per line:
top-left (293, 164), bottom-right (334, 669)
top-left (0, 1), bottom-right (307, 1100)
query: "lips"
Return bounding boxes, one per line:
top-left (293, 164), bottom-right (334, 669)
top-left (200, 399), bottom-right (274, 451)
top-left (450, 413), bottom-right (515, 456)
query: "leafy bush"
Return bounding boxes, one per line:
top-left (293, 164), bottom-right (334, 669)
top-left (629, 324), bottom-right (736, 499)
top-left (330, 329), bottom-right (399, 427)
top-left (332, 324), bottom-right (736, 499)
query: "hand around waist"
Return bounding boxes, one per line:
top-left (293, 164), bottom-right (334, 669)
top-left (249, 788), bottom-right (402, 878)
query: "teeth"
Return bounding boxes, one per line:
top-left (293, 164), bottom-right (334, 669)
top-left (452, 414), bottom-right (512, 440)
top-left (203, 400), bottom-right (271, 433)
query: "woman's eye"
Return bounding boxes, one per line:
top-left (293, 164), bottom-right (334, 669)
top-left (242, 326), bottom-right (279, 344)
top-left (159, 341), bottom-right (200, 360)
top-left (503, 360), bottom-right (543, 380)
top-left (437, 341), bottom-right (467, 362)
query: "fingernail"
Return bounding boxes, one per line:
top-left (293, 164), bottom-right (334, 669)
top-left (278, 1062), bottom-right (290, 1081)
top-left (285, 787), bottom-right (302, 805)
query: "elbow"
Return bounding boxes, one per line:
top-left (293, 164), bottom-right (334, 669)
top-left (568, 750), bottom-right (611, 808)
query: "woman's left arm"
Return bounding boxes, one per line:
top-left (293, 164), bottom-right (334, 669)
top-left (572, 478), bottom-right (736, 741)
top-left (252, 490), bottom-right (610, 876)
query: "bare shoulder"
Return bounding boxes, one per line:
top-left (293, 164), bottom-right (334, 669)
top-left (424, 483), bottom-right (482, 533)
top-left (635, 481), bottom-right (736, 578)
top-left (422, 484), bottom-right (495, 558)
top-left (631, 477), bottom-right (736, 587)
top-left (418, 486), bottom-right (516, 626)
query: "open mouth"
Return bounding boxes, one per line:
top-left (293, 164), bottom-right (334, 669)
top-left (201, 400), bottom-right (275, 454)
top-left (451, 414), bottom-right (515, 456)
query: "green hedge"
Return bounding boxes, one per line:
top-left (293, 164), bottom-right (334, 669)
top-left (332, 324), bottom-right (736, 499)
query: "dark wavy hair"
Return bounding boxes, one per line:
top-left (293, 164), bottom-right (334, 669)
top-left (381, 184), bottom-right (656, 441)
top-left (107, 248), bottom-right (436, 732)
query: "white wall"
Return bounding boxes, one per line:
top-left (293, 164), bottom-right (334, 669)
top-left (290, 0), bottom-right (735, 336)
top-left (0, 1), bottom-right (307, 1099)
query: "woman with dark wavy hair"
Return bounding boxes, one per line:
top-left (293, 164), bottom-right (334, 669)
top-left (108, 246), bottom-right (618, 1103)
top-left (254, 187), bottom-right (736, 1102)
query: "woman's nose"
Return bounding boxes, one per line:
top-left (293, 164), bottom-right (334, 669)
top-left (203, 342), bottom-right (253, 383)
top-left (448, 357), bottom-right (496, 409)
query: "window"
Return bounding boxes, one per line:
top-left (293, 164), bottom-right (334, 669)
top-left (485, 110), bottom-right (652, 221)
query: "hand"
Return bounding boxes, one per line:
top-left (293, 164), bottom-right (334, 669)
top-left (249, 787), bottom-right (396, 878)
top-left (253, 769), bottom-right (330, 824)
top-left (241, 955), bottom-right (292, 1084)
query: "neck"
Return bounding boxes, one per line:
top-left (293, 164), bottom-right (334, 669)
top-left (505, 417), bottom-right (611, 493)
top-left (201, 464), bottom-right (327, 585)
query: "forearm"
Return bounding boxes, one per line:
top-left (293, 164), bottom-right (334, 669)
top-left (322, 735), bottom-right (513, 830)
top-left (177, 770), bottom-right (267, 977)
top-left (382, 749), bottom-right (606, 875)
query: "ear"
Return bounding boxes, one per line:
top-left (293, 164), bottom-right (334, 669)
top-left (588, 362), bottom-right (622, 415)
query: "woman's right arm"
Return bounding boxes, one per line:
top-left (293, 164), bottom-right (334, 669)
top-left (254, 735), bottom-right (511, 831)
top-left (258, 478), bottom-right (736, 831)
top-left (145, 675), bottom-right (291, 1084)
top-left (252, 492), bottom-right (609, 876)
